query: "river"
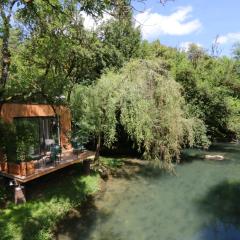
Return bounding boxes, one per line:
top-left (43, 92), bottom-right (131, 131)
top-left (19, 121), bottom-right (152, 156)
top-left (57, 143), bottom-right (240, 240)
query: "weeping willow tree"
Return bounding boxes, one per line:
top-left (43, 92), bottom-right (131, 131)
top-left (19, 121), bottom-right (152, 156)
top-left (71, 59), bottom-right (209, 170)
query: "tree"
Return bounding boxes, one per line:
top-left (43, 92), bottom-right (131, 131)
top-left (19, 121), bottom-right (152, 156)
top-left (7, 11), bottom-right (103, 103)
top-left (173, 45), bottom-right (240, 140)
top-left (232, 42), bottom-right (240, 61)
top-left (97, 14), bottom-right (141, 70)
top-left (0, 0), bottom-right (174, 101)
top-left (71, 59), bottom-right (208, 170)
top-left (2, 2), bottom-right (110, 103)
top-left (0, 0), bottom-right (16, 93)
top-left (186, 43), bottom-right (206, 68)
top-left (138, 40), bottom-right (240, 141)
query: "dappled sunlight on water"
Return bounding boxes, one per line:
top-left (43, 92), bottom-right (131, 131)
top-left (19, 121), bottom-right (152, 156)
top-left (57, 143), bottom-right (240, 240)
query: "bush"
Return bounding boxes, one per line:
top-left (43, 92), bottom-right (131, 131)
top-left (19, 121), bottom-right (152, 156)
top-left (0, 118), bottom-right (16, 162)
top-left (71, 59), bottom-right (209, 171)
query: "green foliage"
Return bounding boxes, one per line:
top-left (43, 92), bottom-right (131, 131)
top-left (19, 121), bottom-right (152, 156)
top-left (226, 97), bottom-right (240, 138)
top-left (72, 59), bottom-right (209, 170)
top-left (15, 119), bottom-right (39, 162)
top-left (138, 40), bottom-right (178, 61)
top-left (71, 71), bottom-right (119, 147)
top-left (0, 168), bottom-right (100, 240)
top-left (232, 42), bottom-right (240, 61)
top-left (138, 41), bottom-right (240, 140)
top-left (140, 42), bottom-right (240, 141)
top-left (1, 0), bottom-right (240, 167)
top-left (98, 17), bottom-right (141, 68)
top-left (0, 118), bottom-right (41, 163)
top-left (1, 1), bottom-right (142, 103)
top-left (0, 118), bottom-right (16, 162)
top-left (6, 4), bottom-right (102, 102)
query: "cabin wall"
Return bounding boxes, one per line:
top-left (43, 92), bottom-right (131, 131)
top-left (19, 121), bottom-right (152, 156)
top-left (0, 103), bottom-right (71, 150)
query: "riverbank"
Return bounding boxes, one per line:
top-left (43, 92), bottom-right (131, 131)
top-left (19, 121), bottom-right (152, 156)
top-left (0, 164), bottom-right (100, 240)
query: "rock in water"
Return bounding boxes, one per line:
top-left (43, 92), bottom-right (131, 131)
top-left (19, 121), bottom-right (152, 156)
top-left (205, 155), bottom-right (224, 161)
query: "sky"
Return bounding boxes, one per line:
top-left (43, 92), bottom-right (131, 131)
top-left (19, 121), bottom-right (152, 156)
top-left (9, 1), bottom-right (240, 57)
top-left (132, 0), bottom-right (240, 56)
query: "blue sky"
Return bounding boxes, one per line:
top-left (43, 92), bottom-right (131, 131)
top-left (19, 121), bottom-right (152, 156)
top-left (133, 0), bottom-right (240, 56)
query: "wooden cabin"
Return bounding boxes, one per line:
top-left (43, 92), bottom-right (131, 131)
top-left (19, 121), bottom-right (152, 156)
top-left (0, 103), bottom-right (94, 203)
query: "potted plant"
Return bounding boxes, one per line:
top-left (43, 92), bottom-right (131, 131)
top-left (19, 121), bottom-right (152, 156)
top-left (8, 162), bottom-right (21, 175)
top-left (15, 138), bottom-right (35, 176)
top-left (15, 120), bottom-right (37, 176)
top-left (8, 141), bottom-right (35, 176)
top-left (0, 118), bottom-right (37, 176)
top-left (26, 159), bottom-right (35, 175)
top-left (16, 141), bottom-right (28, 176)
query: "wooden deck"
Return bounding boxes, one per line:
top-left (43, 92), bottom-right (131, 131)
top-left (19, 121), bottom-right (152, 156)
top-left (0, 150), bottom-right (95, 183)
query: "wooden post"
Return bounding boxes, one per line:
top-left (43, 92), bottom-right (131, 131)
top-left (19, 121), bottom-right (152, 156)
top-left (14, 184), bottom-right (26, 204)
top-left (83, 159), bottom-right (91, 175)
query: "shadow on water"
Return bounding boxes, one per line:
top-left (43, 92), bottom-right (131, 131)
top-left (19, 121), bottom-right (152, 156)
top-left (181, 143), bottom-right (240, 166)
top-left (56, 197), bottom-right (113, 240)
top-left (209, 143), bottom-right (240, 154)
top-left (56, 195), bottom-right (126, 240)
top-left (197, 180), bottom-right (240, 240)
top-left (136, 165), bottom-right (172, 179)
top-left (106, 158), bottom-right (171, 180)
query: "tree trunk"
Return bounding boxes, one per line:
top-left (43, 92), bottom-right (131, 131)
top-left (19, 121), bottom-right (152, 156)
top-left (1, 20), bottom-right (10, 89)
top-left (67, 87), bottom-right (73, 102)
top-left (0, 1), bottom-right (16, 92)
top-left (95, 134), bottom-right (101, 164)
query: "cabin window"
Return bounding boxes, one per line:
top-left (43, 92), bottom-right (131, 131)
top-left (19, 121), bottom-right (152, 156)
top-left (13, 117), bottom-right (60, 161)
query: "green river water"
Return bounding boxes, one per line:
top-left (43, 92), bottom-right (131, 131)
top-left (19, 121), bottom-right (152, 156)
top-left (57, 143), bottom-right (240, 240)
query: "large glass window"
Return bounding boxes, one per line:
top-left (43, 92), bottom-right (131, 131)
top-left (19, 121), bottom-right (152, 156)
top-left (14, 117), bottom-right (59, 161)
top-left (39, 117), bottom-right (59, 153)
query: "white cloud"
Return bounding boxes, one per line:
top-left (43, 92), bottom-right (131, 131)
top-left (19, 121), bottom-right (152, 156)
top-left (179, 41), bottom-right (202, 51)
top-left (135, 6), bottom-right (202, 40)
top-left (216, 33), bottom-right (240, 44)
top-left (80, 12), bottom-right (112, 30)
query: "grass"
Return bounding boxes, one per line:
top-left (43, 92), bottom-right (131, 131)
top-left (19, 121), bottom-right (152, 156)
top-left (0, 165), bottom-right (100, 240)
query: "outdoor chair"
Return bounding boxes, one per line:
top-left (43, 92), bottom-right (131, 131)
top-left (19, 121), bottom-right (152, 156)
top-left (71, 139), bottom-right (86, 157)
top-left (44, 144), bottom-right (61, 166)
top-left (50, 144), bottom-right (62, 165)
top-left (45, 139), bottom-right (55, 152)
